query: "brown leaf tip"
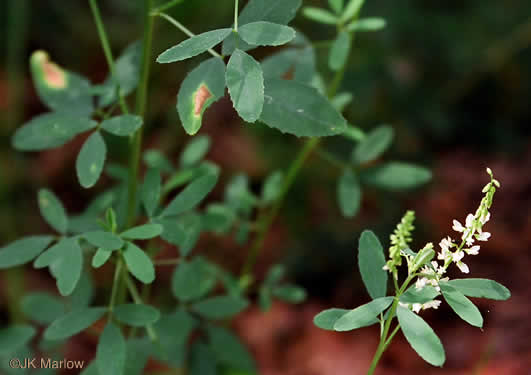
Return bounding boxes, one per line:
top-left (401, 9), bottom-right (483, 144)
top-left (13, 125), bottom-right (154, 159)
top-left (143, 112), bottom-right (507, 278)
top-left (32, 51), bottom-right (67, 89)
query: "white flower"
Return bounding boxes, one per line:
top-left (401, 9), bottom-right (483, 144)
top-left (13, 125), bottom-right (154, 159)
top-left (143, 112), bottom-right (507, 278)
top-left (399, 302), bottom-right (409, 309)
top-left (457, 261), bottom-right (469, 273)
top-left (415, 277), bottom-right (428, 290)
top-left (453, 220), bottom-right (465, 232)
top-left (438, 237), bottom-right (452, 260)
top-left (480, 212), bottom-right (490, 225)
top-left (412, 303), bottom-right (422, 313)
top-left (465, 214), bottom-right (475, 229)
top-left (466, 245), bottom-right (480, 255)
top-left (477, 232), bottom-right (491, 241)
top-left (422, 300), bottom-right (441, 310)
top-left (465, 235), bottom-right (475, 246)
top-left (382, 264), bottom-right (390, 271)
top-left (452, 251), bottom-right (465, 262)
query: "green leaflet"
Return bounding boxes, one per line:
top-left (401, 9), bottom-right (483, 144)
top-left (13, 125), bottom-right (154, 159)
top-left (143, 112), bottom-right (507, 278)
top-left (337, 169), bottom-right (362, 218)
top-left (21, 293), bottom-right (66, 324)
top-left (34, 238), bottom-right (71, 268)
top-left (341, 0), bottom-right (365, 23)
top-left (0, 325), bottom-right (36, 356)
top-left (261, 33), bottom-right (316, 85)
top-left (191, 296), bottom-right (249, 319)
top-left (0, 236), bottom-right (54, 269)
top-left (331, 92), bottom-right (353, 112)
top-left (113, 304), bottom-right (161, 327)
top-left (334, 297), bottom-right (393, 331)
top-left (123, 242), bottom-right (155, 284)
top-left (83, 231), bottom-right (124, 250)
top-left (158, 213), bottom-right (202, 256)
top-left (206, 325), bottom-right (256, 372)
top-left (400, 285), bottom-right (440, 305)
top-left (101, 115), bottom-right (143, 136)
top-left (76, 131), bottom-right (107, 189)
top-left (12, 112), bottom-right (97, 151)
top-left (92, 248), bottom-right (113, 268)
top-left (238, 22), bottom-right (296, 47)
top-left (44, 307), bottom-right (107, 341)
top-left (120, 224), bottom-right (163, 240)
top-left (160, 168), bottom-right (219, 217)
top-left (352, 125), bottom-right (394, 164)
top-left (358, 230), bottom-right (387, 299)
top-left (54, 238), bottom-right (84, 296)
top-left (38, 189), bottom-right (68, 234)
top-left (302, 7), bottom-right (339, 25)
top-left (222, 0), bottom-right (302, 55)
top-left (397, 306), bottom-right (445, 366)
top-left (177, 58), bottom-right (226, 135)
top-left (261, 171), bottom-right (284, 204)
top-left (180, 135), bottom-right (211, 167)
top-left (99, 41), bottom-right (142, 107)
top-left (226, 49), bottom-right (265, 123)
top-left (346, 17), bottom-right (386, 32)
top-left (440, 282), bottom-right (483, 328)
top-left (152, 311), bottom-right (197, 366)
top-left (203, 204), bottom-right (237, 234)
top-left (143, 150), bottom-right (174, 173)
top-left (172, 258), bottom-right (217, 302)
top-left (260, 78), bottom-right (347, 137)
top-left (141, 169), bottom-right (162, 217)
top-left (271, 285), bottom-right (307, 303)
top-left (361, 162), bottom-right (432, 190)
top-left (157, 29), bottom-right (232, 63)
top-left (446, 278), bottom-right (511, 300)
top-left (30, 50), bottom-right (93, 116)
top-left (96, 322), bottom-right (126, 375)
top-left (329, 0), bottom-right (344, 14)
top-left (313, 308), bottom-right (350, 330)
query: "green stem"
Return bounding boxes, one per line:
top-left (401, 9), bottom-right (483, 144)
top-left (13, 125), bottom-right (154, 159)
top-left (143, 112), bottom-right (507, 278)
top-left (126, 0), bottom-right (155, 228)
top-left (234, 0), bottom-right (239, 32)
top-left (153, 0), bottom-right (185, 13)
top-left (108, 258), bottom-right (123, 314)
top-left (88, 0), bottom-right (129, 114)
top-left (124, 274), bottom-right (158, 342)
top-left (154, 12), bottom-right (223, 59)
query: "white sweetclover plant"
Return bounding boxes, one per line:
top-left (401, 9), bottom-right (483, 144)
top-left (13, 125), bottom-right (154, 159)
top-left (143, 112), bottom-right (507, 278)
top-left (315, 168), bottom-right (510, 374)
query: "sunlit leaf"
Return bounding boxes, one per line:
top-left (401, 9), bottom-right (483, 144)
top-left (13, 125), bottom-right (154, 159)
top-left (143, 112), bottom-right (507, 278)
top-left (123, 242), bottom-right (155, 284)
top-left (101, 115), bottom-right (143, 136)
top-left (358, 230), bottom-right (387, 299)
top-left (334, 297), bottom-right (393, 331)
top-left (0, 236), bottom-right (54, 269)
top-left (239, 22), bottom-right (296, 47)
top-left (157, 29), bottom-right (232, 63)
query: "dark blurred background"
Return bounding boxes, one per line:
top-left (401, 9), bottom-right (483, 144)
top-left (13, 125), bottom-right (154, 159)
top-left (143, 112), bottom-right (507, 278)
top-left (1, 0), bottom-right (530, 374)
